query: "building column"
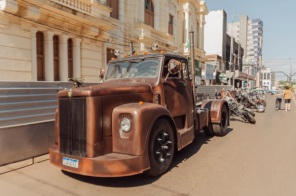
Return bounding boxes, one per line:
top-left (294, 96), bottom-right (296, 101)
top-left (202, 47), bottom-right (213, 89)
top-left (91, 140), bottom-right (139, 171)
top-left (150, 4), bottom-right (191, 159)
top-left (119, 0), bottom-right (125, 22)
top-left (31, 28), bottom-right (37, 81)
top-left (183, 3), bottom-right (190, 54)
top-left (137, 0), bottom-right (144, 23)
top-left (183, 3), bottom-right (190, 41)
top-left (59, 34), bottom-right (69, 81)
top-left (44, 31), bottom-right (54, 81)
top-left (154, 1), bottom-right (160, 31)
top-left (73, 38), bottom-right (81, 78)
top-left (200, 17), bottom-right (206, 50)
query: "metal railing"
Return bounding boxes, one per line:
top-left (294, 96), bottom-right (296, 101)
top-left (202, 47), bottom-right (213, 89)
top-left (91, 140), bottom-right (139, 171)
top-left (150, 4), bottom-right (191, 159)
top-left (0, 81), bottom-right (72, 128)
top-left (50, 0), bottom-right (92, 14)
top-left (0, 81), bottom-right (72, 166)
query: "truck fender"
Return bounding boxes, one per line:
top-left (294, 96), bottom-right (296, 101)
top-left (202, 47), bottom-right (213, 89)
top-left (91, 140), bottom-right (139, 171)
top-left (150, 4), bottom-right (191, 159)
top-left (112, 102), bottom-right (175, 169)
top-left (201, 99), bottom-right (229, 125)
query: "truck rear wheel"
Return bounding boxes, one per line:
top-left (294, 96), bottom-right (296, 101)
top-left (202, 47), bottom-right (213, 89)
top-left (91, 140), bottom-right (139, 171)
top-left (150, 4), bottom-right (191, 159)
top-left (213, 104), bottom-right (228, 136)
top-left (145, 119), bottom-right (175, 177)
top-left (203, 124), bottom-right (215, 136)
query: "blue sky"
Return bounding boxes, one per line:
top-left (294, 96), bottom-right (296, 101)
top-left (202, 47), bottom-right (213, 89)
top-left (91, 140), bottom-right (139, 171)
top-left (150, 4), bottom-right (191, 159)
top-left (206, 0), bottom-right (296, 80)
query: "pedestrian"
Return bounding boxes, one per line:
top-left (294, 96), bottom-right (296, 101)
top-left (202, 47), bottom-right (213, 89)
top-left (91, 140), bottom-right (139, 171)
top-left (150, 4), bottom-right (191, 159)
top-left (221, 88), bottom-right (226, 98)
top-left (283, 86), bottom-right (293, 111)
top-left (274, 87), bottom-right (283, 111)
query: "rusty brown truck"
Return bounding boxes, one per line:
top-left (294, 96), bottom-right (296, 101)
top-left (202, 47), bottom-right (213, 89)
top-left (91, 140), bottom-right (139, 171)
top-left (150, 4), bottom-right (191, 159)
top-left (49, 53), bottom-right (229, 177)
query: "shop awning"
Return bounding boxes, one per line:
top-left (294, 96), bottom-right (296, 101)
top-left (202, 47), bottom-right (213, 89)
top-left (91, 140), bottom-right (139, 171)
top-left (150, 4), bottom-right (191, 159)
top-left (234, 71), bottom-right (255, 81)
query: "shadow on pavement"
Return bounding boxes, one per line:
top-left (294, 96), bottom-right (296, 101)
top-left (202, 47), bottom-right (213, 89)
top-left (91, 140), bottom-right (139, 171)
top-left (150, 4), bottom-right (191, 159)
top-left (62, 129), bottom-right (233, 187)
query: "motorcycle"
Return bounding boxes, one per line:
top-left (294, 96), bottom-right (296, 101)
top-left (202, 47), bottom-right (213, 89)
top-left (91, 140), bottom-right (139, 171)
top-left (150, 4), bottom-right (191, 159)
top-left (224, 95), bottom-right (256, 124)
top-left (240, 91), bottom-right (265, 113)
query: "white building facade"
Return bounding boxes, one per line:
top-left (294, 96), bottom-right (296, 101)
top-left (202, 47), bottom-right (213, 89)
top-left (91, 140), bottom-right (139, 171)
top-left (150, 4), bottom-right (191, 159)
top-left (0, 0), bottom-right (208, 83)
top-left (203, 10), bottom-right (227, 84)
top-left (260, 67), bottom-right (272, 91)
top-left (204, 10), bottom-right (227, 61)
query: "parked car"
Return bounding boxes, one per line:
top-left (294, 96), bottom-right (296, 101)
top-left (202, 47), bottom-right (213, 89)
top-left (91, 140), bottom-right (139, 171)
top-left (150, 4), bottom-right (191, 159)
top-left (270, 89), bottom-right (277, 95)
top-left (252, 88), bottom-right (265, 95)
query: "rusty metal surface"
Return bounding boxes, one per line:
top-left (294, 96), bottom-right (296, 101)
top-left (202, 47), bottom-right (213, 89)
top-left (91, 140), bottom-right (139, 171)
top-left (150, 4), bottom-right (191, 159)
top-left (49, 146), bottom-right (145, 177)
top-left (202, 99), bottom-right (228, 124)
top-left (50, 54), bottom-right (225, 177)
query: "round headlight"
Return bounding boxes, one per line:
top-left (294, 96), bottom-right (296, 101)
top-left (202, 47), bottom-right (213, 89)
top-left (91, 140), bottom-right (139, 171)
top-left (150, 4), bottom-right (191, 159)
top-left (120, 117), bottom-right (131, 132)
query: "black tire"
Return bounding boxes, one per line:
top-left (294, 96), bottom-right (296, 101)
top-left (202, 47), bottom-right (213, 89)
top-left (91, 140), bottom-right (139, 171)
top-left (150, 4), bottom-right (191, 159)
top-left (212, 104), bottom-right (229, 136)
top-left (243, 112), bottom-right (256, 124)
top-left (145, 119), bottom-right (175, 177)
top-left (203, 123), bottom-right (215, 137)
top-left (245, 109), bottom-right (255, 117)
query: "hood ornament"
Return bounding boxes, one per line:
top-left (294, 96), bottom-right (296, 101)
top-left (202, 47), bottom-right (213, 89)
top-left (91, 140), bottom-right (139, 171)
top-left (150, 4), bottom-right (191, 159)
top-left (68, 89), bottom-right (72, 98)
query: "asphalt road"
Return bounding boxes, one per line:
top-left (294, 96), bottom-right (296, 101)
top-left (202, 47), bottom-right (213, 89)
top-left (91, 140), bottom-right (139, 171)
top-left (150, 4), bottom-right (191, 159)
top-left (1, 94), bottom-right (296, 196)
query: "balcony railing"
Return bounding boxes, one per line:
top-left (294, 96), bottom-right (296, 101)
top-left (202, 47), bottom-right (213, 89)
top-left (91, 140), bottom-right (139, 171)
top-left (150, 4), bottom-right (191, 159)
top-left (50, 0), bottom-right (92, 14)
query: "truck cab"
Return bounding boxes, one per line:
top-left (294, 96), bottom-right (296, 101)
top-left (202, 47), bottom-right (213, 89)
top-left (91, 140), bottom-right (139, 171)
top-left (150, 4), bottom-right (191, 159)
top-left (49, 53), bottom-right (229, 177)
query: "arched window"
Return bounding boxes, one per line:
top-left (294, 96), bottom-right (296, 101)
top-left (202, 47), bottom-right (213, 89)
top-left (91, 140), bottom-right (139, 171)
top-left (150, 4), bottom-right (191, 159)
top-left (144, 0), bottom-right (154, 27)
top-left (107, 0), bottom-right (119, 19)
top-left (68, 38), bottom-right (73, 78)
top-left (36, 32), bottom-right (45, 81)
top-left (53, 35), bottom-right (60, 81)
top-left (168, 14), bottom-right (174, 35)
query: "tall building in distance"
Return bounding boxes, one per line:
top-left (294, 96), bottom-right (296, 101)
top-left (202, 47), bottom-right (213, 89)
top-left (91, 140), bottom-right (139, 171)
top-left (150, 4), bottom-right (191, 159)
top-left (227, 16), bottom-right (263, 87)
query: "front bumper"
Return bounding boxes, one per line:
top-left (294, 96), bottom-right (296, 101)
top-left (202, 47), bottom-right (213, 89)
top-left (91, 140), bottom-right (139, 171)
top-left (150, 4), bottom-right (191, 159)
top-left (49, 145), bottom-right (146, 177)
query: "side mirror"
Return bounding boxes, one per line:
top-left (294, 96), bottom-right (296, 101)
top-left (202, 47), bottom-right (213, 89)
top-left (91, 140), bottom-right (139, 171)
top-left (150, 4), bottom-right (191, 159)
top-left (99, 68), bottom-right (105, 80)
top-left (168, 59), bottom-right (181, 75)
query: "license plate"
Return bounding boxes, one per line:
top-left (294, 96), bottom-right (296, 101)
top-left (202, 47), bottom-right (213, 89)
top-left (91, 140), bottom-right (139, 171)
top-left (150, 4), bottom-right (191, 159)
top-left (62, 157), bottom-right (79, 168)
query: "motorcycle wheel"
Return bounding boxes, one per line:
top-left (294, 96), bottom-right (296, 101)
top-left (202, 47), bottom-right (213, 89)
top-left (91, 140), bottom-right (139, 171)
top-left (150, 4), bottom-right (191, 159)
top-left (243, 112), bottom-right (256, 124)
top-left (244, 108), bottom-right (255, 117)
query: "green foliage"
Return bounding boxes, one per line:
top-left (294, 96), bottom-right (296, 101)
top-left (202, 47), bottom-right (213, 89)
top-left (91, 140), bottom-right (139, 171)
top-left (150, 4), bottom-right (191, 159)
top-left (278, 80), bottom-right (295, 91)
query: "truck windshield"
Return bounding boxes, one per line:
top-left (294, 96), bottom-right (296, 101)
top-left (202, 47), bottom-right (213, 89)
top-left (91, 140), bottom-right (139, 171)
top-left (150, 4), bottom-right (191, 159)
top-left (104, 57), bottom-right (161, 81)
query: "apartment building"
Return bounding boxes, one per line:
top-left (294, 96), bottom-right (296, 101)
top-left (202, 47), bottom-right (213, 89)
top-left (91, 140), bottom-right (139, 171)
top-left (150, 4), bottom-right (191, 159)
top-left (204, 10), bottom-right (248, 87)
top-left (227, 16), bottom-right (263, 88)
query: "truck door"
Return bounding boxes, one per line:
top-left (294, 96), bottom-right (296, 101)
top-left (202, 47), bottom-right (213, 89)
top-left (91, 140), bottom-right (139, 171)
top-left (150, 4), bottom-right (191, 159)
top-left (162, 58), bottom-right (194, 143)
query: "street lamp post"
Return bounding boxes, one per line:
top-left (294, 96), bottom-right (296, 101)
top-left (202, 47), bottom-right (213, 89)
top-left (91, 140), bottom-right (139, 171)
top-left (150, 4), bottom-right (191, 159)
top-left (229, 13), bottom-right (239, 89)
top-left (246, 66), bottom-right (249, 88)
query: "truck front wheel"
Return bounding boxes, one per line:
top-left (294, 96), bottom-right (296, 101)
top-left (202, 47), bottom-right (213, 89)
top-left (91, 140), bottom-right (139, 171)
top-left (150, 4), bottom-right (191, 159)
top-left (145, 119), bottom-right (175, 177)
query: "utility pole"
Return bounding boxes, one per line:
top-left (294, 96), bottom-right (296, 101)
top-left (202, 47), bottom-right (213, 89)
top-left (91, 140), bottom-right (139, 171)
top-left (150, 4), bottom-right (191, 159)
top-left (189, 31), bottom-right (197, 115)
top-left (246, 66), bottom-right (249, 88)
top-left (289, 57), bottom-right (292, 85)
top-left (232, 53), bottom-right (236, 88)
top-left (229, 37), bottom-right (233, 87)
top-left (229, 14), bottom-right (239, 89)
